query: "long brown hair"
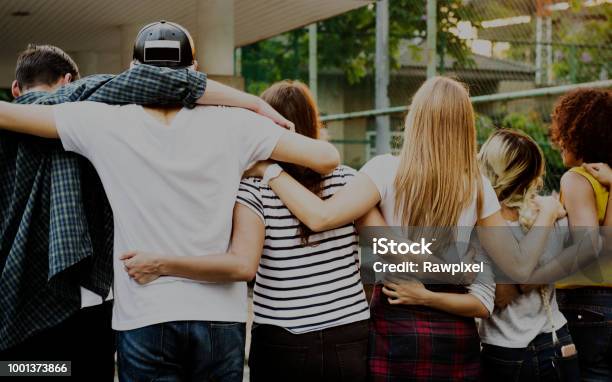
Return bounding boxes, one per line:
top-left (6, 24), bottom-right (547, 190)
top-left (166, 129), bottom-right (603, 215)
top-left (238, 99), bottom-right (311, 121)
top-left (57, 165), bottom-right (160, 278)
top-left (261, 80), bottom-right (323, 245)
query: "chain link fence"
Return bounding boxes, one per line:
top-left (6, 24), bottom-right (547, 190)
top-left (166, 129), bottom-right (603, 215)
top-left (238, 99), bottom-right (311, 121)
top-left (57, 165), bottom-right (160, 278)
top-left (240, 0), bottom-right (611, 191)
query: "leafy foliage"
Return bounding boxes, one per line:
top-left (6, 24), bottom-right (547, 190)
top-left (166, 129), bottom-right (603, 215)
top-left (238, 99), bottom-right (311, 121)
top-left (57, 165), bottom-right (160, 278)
top-left (551, 4), bottom-right (612, 83)
top-left (0, 89), bottom-right (11, 102)
top-left (241, 0), bottom-right (474, 94)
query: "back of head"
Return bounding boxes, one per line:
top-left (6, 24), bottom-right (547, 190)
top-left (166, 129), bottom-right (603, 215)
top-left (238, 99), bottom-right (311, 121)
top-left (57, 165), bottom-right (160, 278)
top-left (261, 80), bottom-right (322, 244)
top-left (479, 129), bottom-right (545, 229)
top-left (15, 44), bottom-right (79, 91)
top-left (261, 81), bottom-right (320, 141)
top-left (550, 88), bottom-right (612, 166)
top-left (394, 76), bottom-right (478, 228)
top-left (132, 21), bottom-right (196, 68)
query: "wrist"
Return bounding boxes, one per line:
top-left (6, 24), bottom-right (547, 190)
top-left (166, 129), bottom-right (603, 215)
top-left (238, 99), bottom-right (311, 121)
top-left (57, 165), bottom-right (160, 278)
top-left (539, 208), bottom-right (557, 223)
top-left (253, 97), bottom-right (265, 112)
top-left (262, 163), bottom-right (283, 184)
top-left (156, 257), bottom-right (170, 276)
top-left (421, 289), bottom-right (437, 307)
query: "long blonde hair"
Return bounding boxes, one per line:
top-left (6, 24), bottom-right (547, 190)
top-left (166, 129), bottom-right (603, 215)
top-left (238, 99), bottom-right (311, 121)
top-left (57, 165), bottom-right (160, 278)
top-left (394, 77), bottom-right (480, 228)
top-left (478, 129), bottom-right (545, 230)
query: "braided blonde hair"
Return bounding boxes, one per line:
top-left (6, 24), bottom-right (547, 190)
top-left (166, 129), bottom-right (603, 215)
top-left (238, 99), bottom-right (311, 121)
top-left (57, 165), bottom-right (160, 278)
top-left (478, 129), bottom-right (545, 231)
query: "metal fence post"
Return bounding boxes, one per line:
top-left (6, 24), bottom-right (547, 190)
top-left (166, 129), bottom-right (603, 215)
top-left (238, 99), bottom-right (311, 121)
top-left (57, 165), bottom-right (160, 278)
top-left (308, 23), bottom-right (318, 102)
top-left (426, 0), bottom-right (437, 79)
top-left (375, 0), bottom-right (391, 154)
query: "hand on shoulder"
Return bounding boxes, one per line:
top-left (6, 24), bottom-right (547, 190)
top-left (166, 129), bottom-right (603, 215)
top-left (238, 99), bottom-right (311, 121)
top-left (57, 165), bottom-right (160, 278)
top-left (583, 162), bottom-right (612, 189)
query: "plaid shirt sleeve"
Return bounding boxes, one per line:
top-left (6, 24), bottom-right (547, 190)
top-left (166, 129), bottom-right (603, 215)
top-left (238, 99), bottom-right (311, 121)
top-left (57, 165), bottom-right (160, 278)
top-left (34, 64), bottom-right (207, 107)
top-left (0, 65), bottom-right (206, 351)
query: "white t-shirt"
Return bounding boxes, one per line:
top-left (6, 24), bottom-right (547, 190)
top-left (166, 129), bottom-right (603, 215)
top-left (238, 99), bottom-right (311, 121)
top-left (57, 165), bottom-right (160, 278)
top-left (80, 287), bottom-right (112, 309)
top-left (54, 102), bottom-right (284, 330)
top-left (360, 154), bottom-right (501, 228)
top-left (360, 154), bottom-right (501, 313)
top-left (479, 219), bottom-right (568, 348)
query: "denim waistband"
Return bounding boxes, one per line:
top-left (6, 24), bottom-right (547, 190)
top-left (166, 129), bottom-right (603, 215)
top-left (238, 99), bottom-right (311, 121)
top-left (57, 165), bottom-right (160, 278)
top-left (483, 325), bottom-right (571, 353)
top-left (557, 287), bottom-right (612, 313)
top-left (528, 325), bottom-right (571, 349)
top-left (557, 287), bottom-right (612, 296)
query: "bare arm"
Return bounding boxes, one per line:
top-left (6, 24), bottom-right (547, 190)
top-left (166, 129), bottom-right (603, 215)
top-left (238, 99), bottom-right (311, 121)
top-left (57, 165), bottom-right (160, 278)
top-left (477, 197), bottom-right (562, 283)
top-left (525, 230), bottom-right (600, 283)
top-left (122, 204), bottom-right (264, 283)
top-left (268, 132), bottom-right (340, 176)
top-left (498, 173), bottom-right (604, 285)
top-left (560, 171), bottom-right (607, 254)
top-left (197, 79), bottom-right (293, 129)
top-left (494, 284), bottom-right (521, 309)
top-left (382, 281), bottom-right (489, 318)
top-left (261, 169), bottom-right (381, 231)
top-left (583, 163), bottom-right (612, 252)
top-left (0, 102), bottom-right (57, 138)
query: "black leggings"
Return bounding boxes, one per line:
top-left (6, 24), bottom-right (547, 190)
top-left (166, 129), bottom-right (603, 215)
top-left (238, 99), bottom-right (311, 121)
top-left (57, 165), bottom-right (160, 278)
top-left (248, 320), bottom-right (369, 382)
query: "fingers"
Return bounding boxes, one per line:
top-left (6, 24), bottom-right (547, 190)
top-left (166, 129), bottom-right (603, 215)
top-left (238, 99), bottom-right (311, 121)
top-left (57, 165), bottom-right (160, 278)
top-left (120, 252), bottom-right (136, 261)
top-left (582, 163), bottom-right (599, 175)
top-left (281, 120), bottom-right (295, 131)
top-left (384, 282), bottom-right (398, 290)
top-left (126, 270), bottom-right (148, 285)
top-left (382, 286), bottom-right (399, 298)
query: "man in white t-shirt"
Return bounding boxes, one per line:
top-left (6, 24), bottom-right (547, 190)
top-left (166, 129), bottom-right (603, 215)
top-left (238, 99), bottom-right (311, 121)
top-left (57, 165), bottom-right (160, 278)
top-left (0, 22), bottom-right (340, 382)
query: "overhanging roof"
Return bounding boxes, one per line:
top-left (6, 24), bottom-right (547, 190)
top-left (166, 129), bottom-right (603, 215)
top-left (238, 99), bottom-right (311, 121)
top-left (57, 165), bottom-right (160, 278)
top-left (0, 0), bottom-right (371, 55)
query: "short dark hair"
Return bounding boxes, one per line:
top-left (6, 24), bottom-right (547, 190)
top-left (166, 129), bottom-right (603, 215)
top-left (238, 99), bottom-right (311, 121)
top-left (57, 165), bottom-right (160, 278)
top-left (15, 44), bottom-right (80, 91)
top-left (550, 88), bottom-right (612, 165)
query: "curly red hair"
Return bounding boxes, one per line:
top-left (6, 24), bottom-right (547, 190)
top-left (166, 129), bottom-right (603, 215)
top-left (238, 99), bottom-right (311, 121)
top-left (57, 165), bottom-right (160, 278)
top-left (550, 88), bottom-right (612, 165)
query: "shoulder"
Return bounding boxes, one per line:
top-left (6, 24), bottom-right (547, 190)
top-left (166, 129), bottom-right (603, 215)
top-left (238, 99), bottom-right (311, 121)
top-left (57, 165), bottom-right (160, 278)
top-left (221, 106), bottom-right (269, 123)
top-left (561, 169), bottom-right (595, 198)
top-left (360, 154), bottom-right (398, 179)
top-left (240, 176), bottom-right (263, 192)
top-left (55, 101), bottom-right (122, 118)
top-left (321, 165), bottom-right (358, 189)
top-left (332, 164), bottom-right (357, 178)
top-left (362, 154), bottom-right (397, 169)
top-left (359, 154), bottom-right (398, 199)
top-left (237, 177), bottom-right (266, 221)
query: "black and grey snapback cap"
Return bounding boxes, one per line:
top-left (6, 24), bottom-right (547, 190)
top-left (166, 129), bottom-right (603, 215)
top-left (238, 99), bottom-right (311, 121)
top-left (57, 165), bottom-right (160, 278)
top-left (133, 21), bottom-right (195, 68)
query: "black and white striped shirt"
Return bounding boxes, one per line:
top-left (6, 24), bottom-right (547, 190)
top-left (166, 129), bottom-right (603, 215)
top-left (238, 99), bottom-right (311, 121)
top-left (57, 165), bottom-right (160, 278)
top-left (237, 165), bottom-right (370, 334)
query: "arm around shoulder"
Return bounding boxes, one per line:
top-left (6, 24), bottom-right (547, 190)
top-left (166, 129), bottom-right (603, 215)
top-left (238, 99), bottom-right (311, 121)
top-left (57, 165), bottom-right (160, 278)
top-left (271, 131), bottom-right (340, 175)
top-left (0, 102), bottom-right (57, 138)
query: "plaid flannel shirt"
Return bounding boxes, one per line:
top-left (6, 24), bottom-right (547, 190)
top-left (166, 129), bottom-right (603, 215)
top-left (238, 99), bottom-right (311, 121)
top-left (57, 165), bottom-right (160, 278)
top-left (0, 65), bottom-right (207, 350)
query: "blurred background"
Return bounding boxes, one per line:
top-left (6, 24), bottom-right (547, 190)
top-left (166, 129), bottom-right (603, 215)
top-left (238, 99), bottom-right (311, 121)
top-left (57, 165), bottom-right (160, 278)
top-left (239, 0), bottom-right (611, 191)
top-left (0, 0), bottom-right (610, 190)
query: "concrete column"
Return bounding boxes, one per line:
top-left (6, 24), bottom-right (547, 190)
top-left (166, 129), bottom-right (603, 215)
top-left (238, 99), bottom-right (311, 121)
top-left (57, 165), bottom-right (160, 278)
top-left (120, 23), bottom-right (144, 69)
top-left (71, 51), bottom-right (99, 76)
top-left (196, 0), bottom-right (235, 76)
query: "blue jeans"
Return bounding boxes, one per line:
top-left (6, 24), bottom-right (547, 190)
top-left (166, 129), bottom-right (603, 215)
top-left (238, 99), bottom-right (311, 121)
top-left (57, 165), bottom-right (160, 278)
top-left (481, 326), bottom-right (579, 382)
top-left (557, 288), bottom-right (612, 382)
top-left (117, 321), bottom-right (245, 382)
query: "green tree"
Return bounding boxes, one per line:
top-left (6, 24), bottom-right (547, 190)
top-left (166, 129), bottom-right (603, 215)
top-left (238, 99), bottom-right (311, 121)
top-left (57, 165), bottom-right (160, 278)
top-left (0, 89), bottom-right (11, 102)
top-left (241, 0), bottom-right (475, 94)
top-left (551, 4), bottom-right (611, 83)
